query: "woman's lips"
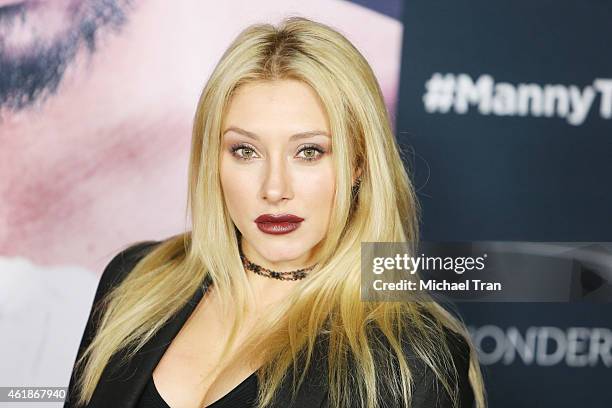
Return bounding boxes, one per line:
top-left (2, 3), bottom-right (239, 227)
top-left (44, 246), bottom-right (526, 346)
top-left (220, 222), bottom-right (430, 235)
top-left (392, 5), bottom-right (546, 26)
top-left (254, 213), bottom-right (304, 223)
top-left (255, 220), bottom-right (302, 235)
top-left (254, 213), bottom-right (304, 235)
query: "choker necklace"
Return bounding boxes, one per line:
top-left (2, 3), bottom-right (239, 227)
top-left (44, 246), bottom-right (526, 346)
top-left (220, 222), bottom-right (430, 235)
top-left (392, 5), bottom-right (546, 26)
top-left (239, 249), bottom-right (315, 281)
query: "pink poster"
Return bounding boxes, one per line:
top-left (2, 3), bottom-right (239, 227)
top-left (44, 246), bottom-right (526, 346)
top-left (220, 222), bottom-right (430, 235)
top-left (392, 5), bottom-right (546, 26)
top-left (0, 0), bottom-right (402, 401)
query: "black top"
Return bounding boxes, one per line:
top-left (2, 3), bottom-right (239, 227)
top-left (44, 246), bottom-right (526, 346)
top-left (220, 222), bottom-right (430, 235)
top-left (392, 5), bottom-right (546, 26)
top-left (136, 372), bottom-right (258, 408)
top-left (63, 241), bottom-right (475, 408)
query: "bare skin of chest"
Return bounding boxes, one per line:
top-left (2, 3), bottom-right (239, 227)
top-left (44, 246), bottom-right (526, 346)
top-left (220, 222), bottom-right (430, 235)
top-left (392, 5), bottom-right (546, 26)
top-left (152, 290), bottom-right (261, 408)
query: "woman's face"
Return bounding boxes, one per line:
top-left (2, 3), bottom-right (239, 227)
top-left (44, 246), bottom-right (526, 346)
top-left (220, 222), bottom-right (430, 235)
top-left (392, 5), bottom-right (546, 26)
top-left (220, 79), bottom-right (335, 271)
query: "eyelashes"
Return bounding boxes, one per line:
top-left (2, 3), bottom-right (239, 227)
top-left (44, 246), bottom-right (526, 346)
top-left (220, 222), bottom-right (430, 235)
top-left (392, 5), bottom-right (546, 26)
top-left (229, 143), bottom-right (327, 162)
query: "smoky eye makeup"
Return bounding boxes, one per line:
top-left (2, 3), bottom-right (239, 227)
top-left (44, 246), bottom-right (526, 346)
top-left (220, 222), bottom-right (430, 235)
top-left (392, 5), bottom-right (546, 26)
top-left (228, 142), bottom-right (328, 162)
top-left (229, 142), bottom-right (258, 161)
top-left (296, 143), bottom-right (328, 162)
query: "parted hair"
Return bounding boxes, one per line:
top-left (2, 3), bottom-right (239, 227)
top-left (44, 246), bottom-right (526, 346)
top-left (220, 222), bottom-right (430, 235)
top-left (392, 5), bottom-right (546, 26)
top-left (71, 16), bottom-right (486, 408)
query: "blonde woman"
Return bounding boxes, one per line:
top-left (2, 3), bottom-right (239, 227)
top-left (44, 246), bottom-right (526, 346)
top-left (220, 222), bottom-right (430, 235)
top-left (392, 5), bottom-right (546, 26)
top-left (64, 16), bottom-right (486, 408)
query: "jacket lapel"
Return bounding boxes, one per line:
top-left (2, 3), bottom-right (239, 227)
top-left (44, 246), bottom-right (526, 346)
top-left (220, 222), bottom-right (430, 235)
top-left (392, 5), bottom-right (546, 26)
top-left (87, 277), bottom-right (209, 408)
top-left (87, 275), bottom-right (328, 408)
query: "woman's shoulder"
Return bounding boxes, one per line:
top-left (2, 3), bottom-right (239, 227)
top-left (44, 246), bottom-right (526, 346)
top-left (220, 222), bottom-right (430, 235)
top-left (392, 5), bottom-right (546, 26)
top-left (94, 240), bottom-right (161, 300)
top-left (404, 326), bottom-right (475, 408)
top-left (63, 240), bottom-right (162, 407)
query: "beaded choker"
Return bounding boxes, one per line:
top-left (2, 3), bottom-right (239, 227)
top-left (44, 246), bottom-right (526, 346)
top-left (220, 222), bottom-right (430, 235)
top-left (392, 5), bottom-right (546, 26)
top-left (239, 249), bottom-right (315, 281)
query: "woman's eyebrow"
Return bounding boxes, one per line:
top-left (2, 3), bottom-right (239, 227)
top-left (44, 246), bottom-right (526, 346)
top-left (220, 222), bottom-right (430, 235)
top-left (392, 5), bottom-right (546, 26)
top-left (223, 126), bottom-right (331, 141)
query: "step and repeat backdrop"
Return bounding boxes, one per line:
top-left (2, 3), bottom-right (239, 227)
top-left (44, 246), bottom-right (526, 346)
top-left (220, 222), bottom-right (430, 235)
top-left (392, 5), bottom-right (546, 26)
top-left (1, 0), bottom-right (609, 406)
top-left (397, 1), bottom-right (611, 407)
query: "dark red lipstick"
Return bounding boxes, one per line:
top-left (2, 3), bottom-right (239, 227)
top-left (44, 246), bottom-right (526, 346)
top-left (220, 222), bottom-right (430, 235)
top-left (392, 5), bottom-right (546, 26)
top-left (254, 213), bottom-right (304, 235)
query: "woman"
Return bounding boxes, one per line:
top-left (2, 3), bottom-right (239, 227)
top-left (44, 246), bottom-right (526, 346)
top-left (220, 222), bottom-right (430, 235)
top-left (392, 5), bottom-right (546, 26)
top-left (65, 16), bottom-right (486, 408)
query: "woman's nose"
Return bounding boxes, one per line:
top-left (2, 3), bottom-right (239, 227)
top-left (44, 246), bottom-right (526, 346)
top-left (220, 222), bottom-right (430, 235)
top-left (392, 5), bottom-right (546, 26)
top-left (260, 154), bottom-right (293, 203)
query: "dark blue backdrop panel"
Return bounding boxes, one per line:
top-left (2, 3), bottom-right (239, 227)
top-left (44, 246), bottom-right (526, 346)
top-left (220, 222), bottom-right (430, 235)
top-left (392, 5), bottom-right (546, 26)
top-left (459, 303), bottom-right (612, 407)
top-left (397, 1), bottom-right (612, 407)
top-left (397, 0), bottom-right (611, 242)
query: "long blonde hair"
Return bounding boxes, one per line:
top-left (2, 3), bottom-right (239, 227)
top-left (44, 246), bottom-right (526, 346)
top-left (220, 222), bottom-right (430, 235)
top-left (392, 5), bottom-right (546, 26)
top-left (72, 16), bottom-right (486, 408)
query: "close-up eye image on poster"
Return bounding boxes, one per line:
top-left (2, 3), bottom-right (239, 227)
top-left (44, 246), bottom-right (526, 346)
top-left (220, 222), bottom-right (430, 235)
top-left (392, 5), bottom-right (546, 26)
top-left (0, 1), bottom-right (609, 407)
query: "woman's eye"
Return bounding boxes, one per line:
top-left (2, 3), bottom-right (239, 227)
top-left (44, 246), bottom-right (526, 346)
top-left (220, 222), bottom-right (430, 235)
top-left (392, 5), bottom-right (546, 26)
top-left (230, 144), bottom-right (258, 161)
top-left (297, 145), bottom-right (325, 162)
top-left (229, 143), bottom-right (326, 162)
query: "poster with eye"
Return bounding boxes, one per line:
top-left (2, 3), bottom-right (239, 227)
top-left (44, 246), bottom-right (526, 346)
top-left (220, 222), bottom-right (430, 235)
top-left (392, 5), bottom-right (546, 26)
top-left (0, 0), bottom-right (403, 399)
